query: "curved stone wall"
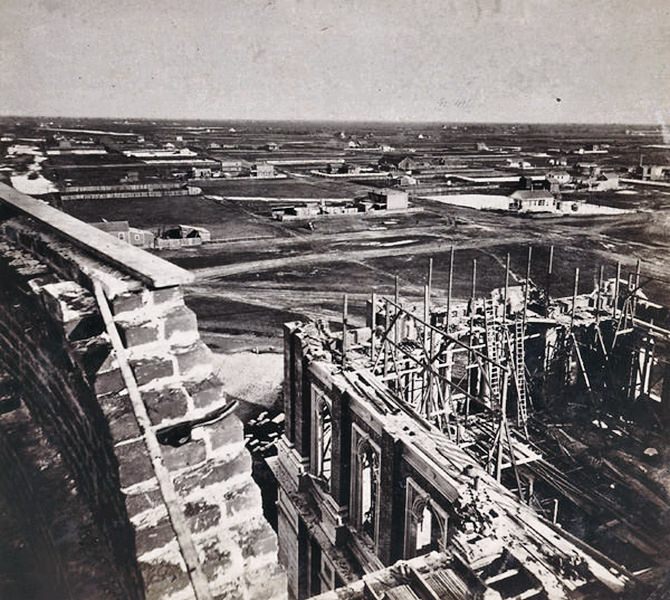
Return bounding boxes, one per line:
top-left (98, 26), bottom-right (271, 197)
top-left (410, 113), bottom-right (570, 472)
top-left (0, 205), bottom-right (285, 600)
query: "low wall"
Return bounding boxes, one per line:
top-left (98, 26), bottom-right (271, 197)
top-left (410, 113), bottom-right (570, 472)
top-left (0, 183), bottom-right (286, 600)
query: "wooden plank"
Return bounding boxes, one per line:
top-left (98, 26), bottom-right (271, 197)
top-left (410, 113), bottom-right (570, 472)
top-left (485, 568), bottom-right (520, 585)
top-left (0, 182), bottom-right (193, 288)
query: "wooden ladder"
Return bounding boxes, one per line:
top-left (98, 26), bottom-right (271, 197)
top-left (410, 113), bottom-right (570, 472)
top-left (484, 298), bottom-right (501, 405)
top-left (514, 317), bottom-right (529, 427)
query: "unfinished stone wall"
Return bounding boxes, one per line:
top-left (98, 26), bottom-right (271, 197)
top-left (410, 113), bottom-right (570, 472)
top-left (0, 211), bottom-right (285, 600)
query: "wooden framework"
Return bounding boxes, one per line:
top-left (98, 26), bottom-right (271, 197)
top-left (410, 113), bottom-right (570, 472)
top-left (341, 247), bottom-right (670, 497)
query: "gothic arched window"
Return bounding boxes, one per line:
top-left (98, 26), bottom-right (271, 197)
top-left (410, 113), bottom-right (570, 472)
top-left (350, 425), bottom-right (381, 549)
top-left (311, 390), bottom-right (333, 491)
top-left (316, 397), bottom-right (332, 486)
top-left (403, 478), bottom-right (448, 559)
top-left (359, 442), bottom-right (379, 539)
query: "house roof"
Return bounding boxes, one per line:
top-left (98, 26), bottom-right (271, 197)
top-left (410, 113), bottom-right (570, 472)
top-left (91, 220), bottom-right (129, 232)
top-left (379, 154), bottom-right (416, 166)
top-left (369, 187), bottom-right (407, 197)
top-left (178, 224), bottom-right (209, 234)
top-left (599, 172), bottom-right (619, 180)
top-left (510, 190), bottom-right (554, 201)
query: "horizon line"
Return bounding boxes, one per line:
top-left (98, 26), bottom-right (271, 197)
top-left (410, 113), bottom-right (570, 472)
top-left (0, 113), bottom-right (662, 128)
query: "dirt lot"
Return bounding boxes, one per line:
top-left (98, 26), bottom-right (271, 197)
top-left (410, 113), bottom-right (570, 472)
top-left (174, 193), bottom-right (670, 351)
top-left (60, 185), bottom-right (670, 351)
top-left (61, 195), bottom-right (289, 241)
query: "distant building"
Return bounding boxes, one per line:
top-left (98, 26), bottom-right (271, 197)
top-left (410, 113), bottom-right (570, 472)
top-left (326, 163), bottom-right (360, 175)
top-left (253, 162), bottom-right (275, 178)
top-left (59, 181), bottom-right (201, 200)
top-left (367, 188), bottom-right (409, 210)
top-left (639, 165), bottom-right (670, 181)
top-left (572, 144), bottom-right (608, 155)
top-left (155, 224), bottom-right (211, 249)
top-left (378, 154), bottom-right (419, 172)
top-left (588, 172), bottom-right (620, 192)
top-left (192, 166), bottom-right (216, 179)
top-left (505, 158), bottom-right (532, 169)
top-left (510, 189), bottom-right (556, 212)
top-left (576, 162), bottom-right (601, 176)
top-left (91, 221), bottom-right (154, 248)
top-left (546, 170), bottom-right (571, 185)
top-left (273, 204), bottom-right (321, 220)
top-left (218, 159), bottom-right (248, 175)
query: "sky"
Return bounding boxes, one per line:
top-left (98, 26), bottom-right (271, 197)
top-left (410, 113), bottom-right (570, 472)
top-left (1, 0), bottom-right (669, 124)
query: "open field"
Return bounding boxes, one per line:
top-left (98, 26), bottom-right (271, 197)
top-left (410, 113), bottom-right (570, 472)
top-left (177, 199), bottom-right (670, 349)
top-left (6, 117), bottom-right (670, 351)
top-left (196, 176), bottom-right (363, 198)
top-left (61, 194), bottom-right (291, 240)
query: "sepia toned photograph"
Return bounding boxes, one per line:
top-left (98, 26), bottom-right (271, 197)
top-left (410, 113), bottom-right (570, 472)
top-left (1, 1), bottom-right (669, 599)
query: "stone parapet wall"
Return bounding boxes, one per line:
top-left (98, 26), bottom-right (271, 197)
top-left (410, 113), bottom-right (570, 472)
top-left (0, 210), bottom-right (285, 600)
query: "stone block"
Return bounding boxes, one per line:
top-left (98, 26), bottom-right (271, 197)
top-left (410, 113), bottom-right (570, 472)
top-left (184, 375), bottom-right (225, 410)
top-left (163, 305), bottom-right (198, 340)
top-left (98, 393), bottom-right (140, 443)
top-left (94, 367), bottom-right (126, 397)
top-left (140, 558), bottom-right (190, 600)
top-left (208, 413), bottom-right (244, 450)
top-left (125, 488), bottom-right (163, 520)
top-left (174, 450), bottom-right (250, 496)
top-left (212, 580), bottom-right (245, 600)
top-left (162, 439), bottom-right (206, 471)
top-left (118, 321), bottom-right (160, 348)
top-left (142, 386), bottom-right (189, 425)
top-left (244, 562), bottom-right (287, 600)
top-left (174, 341), bottom-right (210, 375)
top-left (151, 286), bottom-right (182, 307)
top-left (184, 500), bottom-right (222, 533)
top-left (131, 355), bottom-right (174, 386)
top-left (116, 439), bottom-right (154, 488)
top-left (40, 280), bottom-right (103, 341)
top-left (239, 521), bottom-right (278, 559)
top-left (66, 314), bottom-right (104, 342)
top-left (135, 517), bottom-right (176, 555)
top-left (201, 538), bottom-right (233, 580)
top-left (111, 291), bottom-right (145, 315)
top-left (224, 481), bottom-right (260, 518)
top-left (41, 281), bottom-right (96, 320)
top-left (71, 337), bottom-right (114, 381)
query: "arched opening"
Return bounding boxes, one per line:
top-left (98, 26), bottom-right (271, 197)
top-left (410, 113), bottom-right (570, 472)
top-left (360, 443), bottom-right (379, 540)
top-left (415, 503), bottom-right (443, 556)
top-left (404, 479), bottom-right (449, 559)
top-left (315, 398), bottom-right (332, 488)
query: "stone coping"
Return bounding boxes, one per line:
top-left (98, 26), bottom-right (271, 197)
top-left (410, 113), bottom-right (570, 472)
top-left (0, 182), bottom-right (193, 289)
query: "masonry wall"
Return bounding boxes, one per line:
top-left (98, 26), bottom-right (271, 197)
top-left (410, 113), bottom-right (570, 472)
top-left (0, 213), bottom-right (286, 600)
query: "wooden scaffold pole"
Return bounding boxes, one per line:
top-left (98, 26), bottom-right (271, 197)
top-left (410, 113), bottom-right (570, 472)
top-left (342, 293), bottom-right (349, 366)
top-left (447, 246), bottom-right (454, 332)
top-left (504, 252), bottom-right (510, 324)
top-left (467, 259), bottom-right (477, 418)
top-left (613, 261), bottom-right (621, 320)
top-left (523, 245), bottom-right (532, 330)
top-left (370, 292), bottom-right (377, 362)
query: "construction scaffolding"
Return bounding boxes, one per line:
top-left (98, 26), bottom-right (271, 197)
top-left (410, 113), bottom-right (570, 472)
top-left (338, 246), bottom-right (670, 501)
